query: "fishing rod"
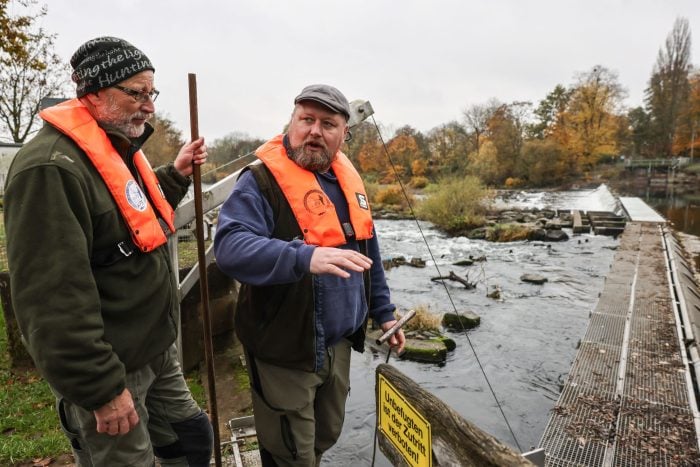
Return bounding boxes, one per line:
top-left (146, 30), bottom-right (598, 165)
top-left (368, 115), bottom-right (524, 453)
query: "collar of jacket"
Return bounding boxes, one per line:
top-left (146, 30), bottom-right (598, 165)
top-left (101, 122), bottom-right (154, 160)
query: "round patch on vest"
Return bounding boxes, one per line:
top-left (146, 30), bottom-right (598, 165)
top-left (304, 189), bottom-right (331, 216)
top-left (125, 180), bottom-right (147, 212)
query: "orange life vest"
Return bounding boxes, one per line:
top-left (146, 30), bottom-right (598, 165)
top-left (40, 98), bottom-right (175, 253)
top-left (255, 134), bottom-right (373, 247)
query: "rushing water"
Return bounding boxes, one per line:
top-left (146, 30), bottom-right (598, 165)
top-left (323, 186), bottom-right (621, 466)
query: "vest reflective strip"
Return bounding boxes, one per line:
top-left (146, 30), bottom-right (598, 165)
top-left (255, 135), bottom-right (373, 247)
top-left (39, 99), bottom-right (175, 252)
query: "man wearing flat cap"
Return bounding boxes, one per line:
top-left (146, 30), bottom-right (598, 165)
top-left (214, 84), bottom-right (405, 466)
top-left (5, 37), bottom-right (213, 466)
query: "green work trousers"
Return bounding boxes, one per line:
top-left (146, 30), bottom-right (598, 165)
top-left (248, 339), bottom-right (352, 467)
top-left (54, 344), bottom-right (206, 466)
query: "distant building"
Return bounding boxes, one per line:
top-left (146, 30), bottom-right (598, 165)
top-left (0, 143), bottom-right (22, 194)
top-left (40, 97), bottom-right (69, 109)
top-left (0, 97), bottom-right (70, 195)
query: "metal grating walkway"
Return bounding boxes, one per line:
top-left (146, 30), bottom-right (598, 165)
top-left (539, 222), bottom-right (700, 466)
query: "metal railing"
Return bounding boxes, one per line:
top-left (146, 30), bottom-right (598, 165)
top-left (624, 157), bottom-right (690, 169)
top-left (169, 153), bottom-right (257, 302)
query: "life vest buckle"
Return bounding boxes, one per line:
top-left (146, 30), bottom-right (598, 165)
top-left (342, 222), bottom-right (355, 239)
top-left (117, 241), bottom-right (135, 257)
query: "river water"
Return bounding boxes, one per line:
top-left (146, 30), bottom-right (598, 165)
top-left (323, 185), bottom-right (622, 466)
top-left (626, 185), bottom-right (700, 237)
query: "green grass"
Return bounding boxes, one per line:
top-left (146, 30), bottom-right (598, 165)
top-left (0, 225), bottom-right (213, 464)
top-left (177, 239), bottom-right (212, 269)
top-left (185, 371), bottom-right (207, 409)
top-left (0, 307), bottom-right (69, 465)
top-left (0, 299), bottom-right (210, 466)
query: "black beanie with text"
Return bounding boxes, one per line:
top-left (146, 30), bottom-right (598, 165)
top-left (70, 36), bottom-right (154, 97)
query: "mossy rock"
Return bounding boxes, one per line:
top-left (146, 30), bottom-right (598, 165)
top-left (400, 339), bottom-right (447, 364)
top-left (442, 311), bottom-right (480, 331)
top-left (366, 328), bottom-right (454, 364)
top-left (486, 223), bottom-right (532, 242)
top-left (433, 336), bottom-right (457, 351)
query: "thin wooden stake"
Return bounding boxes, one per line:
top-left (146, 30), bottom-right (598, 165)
top-left (188, 73), bottom-right (222, 467)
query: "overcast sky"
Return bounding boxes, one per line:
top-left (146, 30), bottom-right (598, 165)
top-left (37, 0), bottom-right (700, 143)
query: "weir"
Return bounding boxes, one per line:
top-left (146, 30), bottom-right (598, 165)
top-left (539, 197), bottom-right (700, 465)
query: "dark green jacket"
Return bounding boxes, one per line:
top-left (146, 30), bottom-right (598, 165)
top-left (4, 120), bottom-right (190, 410)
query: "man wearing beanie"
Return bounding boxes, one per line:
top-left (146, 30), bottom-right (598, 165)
top-left (214, 84), bottom-right (405, 466)
top-left (5, 36), bottom-right (213, 466)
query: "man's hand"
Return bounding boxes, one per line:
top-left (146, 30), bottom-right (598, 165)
top-left (93, 388), bottom-right (139, 436)
top-left (174, 137), bottom-right (208, 177)
top-left (380, 319), bottom-right (406, 355)
top-left (310, 247), bottom-right (372, 278)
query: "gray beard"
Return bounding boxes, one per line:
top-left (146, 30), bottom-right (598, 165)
top-left (289, 144), bottom-right (334, 172)
top-left (92, 96), bottom-right (149, 138)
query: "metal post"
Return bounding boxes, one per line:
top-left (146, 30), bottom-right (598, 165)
top-left (188, 73), bottom-right (222, 467)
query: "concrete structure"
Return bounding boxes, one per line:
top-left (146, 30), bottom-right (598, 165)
top-left (540, 199), bottom-right (700, 465)
top-left (0, 143), bottom-right (22, 194)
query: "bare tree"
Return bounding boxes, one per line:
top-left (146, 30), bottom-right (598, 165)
top-left (462, 99), bottom-right (499, 155)
top-left (0, 1), bottom-right (69, 143)
top-left (645, 17), bottom-right (692, 157)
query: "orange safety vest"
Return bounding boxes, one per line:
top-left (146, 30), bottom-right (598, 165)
top-left (40, 99), bottom-right (175, 253)
top-left (256, 135), bottom-right (373, 247)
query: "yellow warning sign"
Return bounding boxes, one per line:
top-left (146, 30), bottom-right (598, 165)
top-left (378, 374), bottom-right (432, 467)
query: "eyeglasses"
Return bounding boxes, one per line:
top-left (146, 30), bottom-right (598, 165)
top-left (113, 84), bottom-right (160, 103)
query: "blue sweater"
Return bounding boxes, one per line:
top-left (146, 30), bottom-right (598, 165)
top-left (214, 160), bottom-right (396, 352)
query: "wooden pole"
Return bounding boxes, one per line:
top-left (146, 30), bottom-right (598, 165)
top-left (188, 73), bottom-right (222, 467)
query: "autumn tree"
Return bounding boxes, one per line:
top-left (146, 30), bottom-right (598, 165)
top-left (462, 99), bottom-right (500, 155)
top-left (343, 121), bottom-right (379, 166)
top-left (467, 140), bottom-right (500, 185)
top-left (516, 139), bottom-right (569, 186)
top-left (673, 71), bottom-right (700, 157)
top-left (356, 138), bottom-right (385, 177)
top-left (393, 125), bottom-right (430, 160)
top-left (209, 132), bottom-right (263, 166)
top-left (645, 17), bottom-right (692, 157)
top-left (1, 0), bottom-right (34, 59)
top-left (204, 131), bottom-right (264, 181)
top-left (484, 101), bottom-right (532, 183)
top-left (0, 0), bottom-right (70, 143)
top-left (530, 85), bottom-right (572, 139)
top-left (564, 66), bottom-right (626, 173)
top-left (142, 113), bottom-right (185, 167)
top-left (426, 121), bottom-right (472, 176)
top-left (385, 128), bottom-right (420, 182)
top-left (339, 120), bottom-right (383, 179)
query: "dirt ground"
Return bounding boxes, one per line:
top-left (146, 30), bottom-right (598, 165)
top-left (200, 337), bottom-right (254, 443)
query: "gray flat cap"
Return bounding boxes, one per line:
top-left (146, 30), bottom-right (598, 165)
top-left (294, 84), bottom-right (350, 121)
